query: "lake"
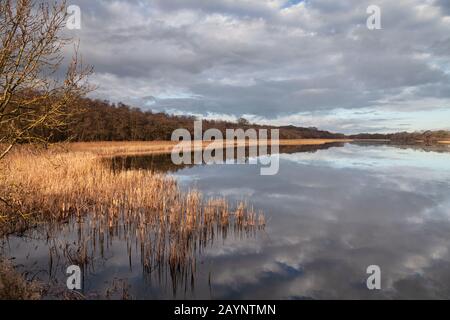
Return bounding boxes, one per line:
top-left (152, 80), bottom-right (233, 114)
top-left (2, 142), bottom-right (450, 299)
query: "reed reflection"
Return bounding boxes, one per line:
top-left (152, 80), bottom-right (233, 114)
top-left (32, 193), bottom-right (264, 297)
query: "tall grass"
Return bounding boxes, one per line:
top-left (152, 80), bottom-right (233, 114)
top-left (1, 149), bottom-right (264, 226)
top-left (63, 139), bottom-right (352, 156)
top-left (0, 258), bottom-right (42, 300)
top-left (0, 148), bottom-right (265, 295)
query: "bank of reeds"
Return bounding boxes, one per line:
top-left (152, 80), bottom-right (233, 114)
top-left (63, 139), bottom-right (353, 157)
top-left (1, 149), bottom-right (265, 232)
top-left (0, 148), bottom-right (265, 294)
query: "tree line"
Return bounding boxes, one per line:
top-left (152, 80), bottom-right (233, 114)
top-left (350, 131), bottom-right (450, 144)
top-left (8, 92), bottom-right (450, 143)
top-left (45, 98), bottom-right (347, 142)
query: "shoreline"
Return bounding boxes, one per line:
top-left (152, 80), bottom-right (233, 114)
top-left (65, 139), bottom-right (354, 157)
top-left (8, 138), bottom-right (448, 158)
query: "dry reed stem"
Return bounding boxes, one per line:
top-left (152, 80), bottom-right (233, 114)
top-left (59, 139), bottom-right (353, 157)
top-left (0, 148), bottom-right (265, 294)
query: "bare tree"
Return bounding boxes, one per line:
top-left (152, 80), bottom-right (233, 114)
top-left (0, 0), bottom-right (93, 160)
top-left (237, 117), bottom-right (250, 126)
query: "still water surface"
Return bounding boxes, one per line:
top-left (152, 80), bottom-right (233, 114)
top-left (2, 142), bottom-right (450, 299)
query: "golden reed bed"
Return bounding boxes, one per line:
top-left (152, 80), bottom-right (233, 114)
top-left (0, 148), bottom-right (265, 233)
top-left (0, 147), bottom-right (266, 295)
top-left (66, 139), bottom-right (353, 157)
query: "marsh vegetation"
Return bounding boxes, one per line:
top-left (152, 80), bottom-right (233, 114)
top-left (0, 147), bottom-right (265, 297)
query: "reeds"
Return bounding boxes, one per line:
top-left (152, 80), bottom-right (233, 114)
top-left (0, 258), bottom-right (42, 300)
top-left (60, 139), bottom-right (353, 157)
top-left (0, 147), bottom-right (265, 295)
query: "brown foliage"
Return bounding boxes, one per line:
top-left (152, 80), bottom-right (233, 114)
top-left (48, 98), bottom-right (345, 142)
top-left (0, 258), bottom-right (42, 300)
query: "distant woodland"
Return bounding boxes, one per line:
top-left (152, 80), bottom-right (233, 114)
top-left (350, 131), bottom-right (450, 144)
top-left (3, 95), bottom-right (450, 144)
top-left (41, 98), bottom-right (347, 142)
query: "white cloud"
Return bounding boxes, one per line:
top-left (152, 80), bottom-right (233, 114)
top-left (69, 0), bottom-right (450, 132)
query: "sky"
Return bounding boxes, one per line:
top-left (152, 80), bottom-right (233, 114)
top-left (66, 0), bottom-right (450, 134)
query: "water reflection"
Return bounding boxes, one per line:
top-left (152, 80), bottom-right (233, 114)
top-left (351, 141), bottom-right (450, 154)
top-left (170, 144), bottom-right (450, 299)
top-left (3, 143), bottom-right (450, 299)
top-left (108, 142), bottom-right (345, 173)
top-left (1, 197), bottom-right (263, 299)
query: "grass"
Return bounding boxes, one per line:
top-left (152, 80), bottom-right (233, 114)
top-left (0, 146), bottom-right (266, 296)
top-left (0, 258), bottom-right (42, 300)
top-left (1, 148), bottom-right (265, 232)
top-left (65, 139), bottom-right (353, 157)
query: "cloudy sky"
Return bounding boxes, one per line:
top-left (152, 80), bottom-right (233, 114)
top-left (67, 0), bottom-right (450, 133)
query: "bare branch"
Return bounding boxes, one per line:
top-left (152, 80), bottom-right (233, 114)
top-left (0, 0), bottom-right (93, 160)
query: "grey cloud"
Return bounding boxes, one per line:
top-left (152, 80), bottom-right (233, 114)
top-left (152, 0), bottom-right (277, 19)
top-left (435, 0), bottom-right (450, 15)
top-left (67, 0), bottom-right (450, 129)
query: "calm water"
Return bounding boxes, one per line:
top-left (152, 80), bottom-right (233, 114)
top-left (2, 143), bottom-right (450, 299)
